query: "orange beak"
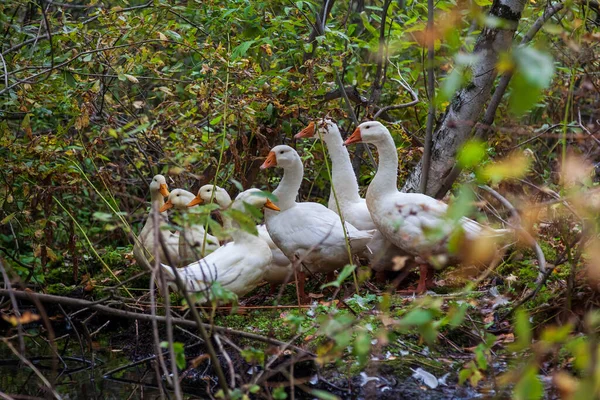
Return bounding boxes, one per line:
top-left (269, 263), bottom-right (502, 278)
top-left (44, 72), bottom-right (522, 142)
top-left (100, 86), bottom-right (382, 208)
top-left (187, 195), bottom-right (203, 207)
top-left (294, 121), bottom-right (315, 139)
top-left (264, 199), bottom-right (280, 211)
top-left (344, 127), bottom-right (362, 146)
top-left (260, 151), bottom-right (277, 169)
top-left (159, 183), bottom-right (170, 197)
top-left (159, 200), bottom-right (173, 212)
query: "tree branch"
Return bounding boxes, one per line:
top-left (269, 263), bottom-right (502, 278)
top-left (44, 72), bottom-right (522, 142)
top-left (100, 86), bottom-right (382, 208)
top-left (0, 289), bottom-right (315, 356)
top-left (420, 0), bottom-right (436, 193)
top-left (434, 2), bottom-right (566, 198)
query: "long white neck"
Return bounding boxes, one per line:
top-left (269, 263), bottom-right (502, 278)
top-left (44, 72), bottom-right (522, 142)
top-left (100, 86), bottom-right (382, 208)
top-left (367, 134), bottom-right (399, 201)
top-left (322, 132), bottom-right (361, 205)
top-left (141, 189), bottom-right (167, 235)
top-left (272, 159), bottom-right (303, 211)
top-left (150, 188), bottom-right (165, 210)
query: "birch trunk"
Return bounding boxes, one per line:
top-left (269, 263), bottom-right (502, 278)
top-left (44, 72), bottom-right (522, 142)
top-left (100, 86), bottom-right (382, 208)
top-left (402, 0), bottom-right (527, 195)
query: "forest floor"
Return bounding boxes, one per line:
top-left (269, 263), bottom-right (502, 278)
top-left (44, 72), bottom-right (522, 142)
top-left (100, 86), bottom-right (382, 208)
top-left (0, 249), bottom-right (578, 399)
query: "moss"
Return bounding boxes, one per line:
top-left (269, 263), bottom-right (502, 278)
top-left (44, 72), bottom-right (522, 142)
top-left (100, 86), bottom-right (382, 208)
top-left (46, 283), bottom-right (77, 296)
top-left (45, 267), bottom-right (74, 285)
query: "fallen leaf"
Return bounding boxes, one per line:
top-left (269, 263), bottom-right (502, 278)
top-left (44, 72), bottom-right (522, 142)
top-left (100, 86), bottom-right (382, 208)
top-left (2, 311), bottom-right (41, 326)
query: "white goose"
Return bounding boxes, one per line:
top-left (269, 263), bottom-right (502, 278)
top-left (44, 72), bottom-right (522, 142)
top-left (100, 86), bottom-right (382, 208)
top-left (261, 145), bottom-right (374, 301)
top-left (161, 189), bottom-right (280, 302)
top-left (160, 188), bottom-right (220, 265)
top-left (295, 120), bottom-right (410, 274)
top-left (191, 184), bottom-right (294, 293)
top-left (133, 175), bottom-right (180, 269)
top-left (344, 121), bottom-right (510, 293)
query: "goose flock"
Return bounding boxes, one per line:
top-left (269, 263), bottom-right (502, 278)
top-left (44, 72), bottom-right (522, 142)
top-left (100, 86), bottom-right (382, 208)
top-left (133, 120), bottom-right (510, 303)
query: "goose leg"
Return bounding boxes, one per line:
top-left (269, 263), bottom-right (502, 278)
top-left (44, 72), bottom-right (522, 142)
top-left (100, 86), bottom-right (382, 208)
top-left (297, 270), bottom-right (309, 304)
top-left (415, 264), bottom-right (436, 294)
top-left (374, 270), bottom-right (387, 283)
top-left (269, 283), bottom-right (278, 295)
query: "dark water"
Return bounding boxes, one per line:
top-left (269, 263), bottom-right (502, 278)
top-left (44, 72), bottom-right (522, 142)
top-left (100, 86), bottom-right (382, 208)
top-left (0, 328), bottom-right (550, 400)
top-left (0, 340), bottom-right (169, 399)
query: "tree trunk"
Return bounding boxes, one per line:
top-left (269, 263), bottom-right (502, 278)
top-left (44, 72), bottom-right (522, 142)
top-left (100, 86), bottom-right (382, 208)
top-left (401, 0), bottom-right (527, 195)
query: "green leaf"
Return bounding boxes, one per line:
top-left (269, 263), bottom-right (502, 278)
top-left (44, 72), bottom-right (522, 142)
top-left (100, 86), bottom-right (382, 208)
top-left (513, 366), bottom-right (543, 400)
top-left (321, 264), bottom-right (356, 289)
top-left (93, 212), bottom-right (113, 222)
top-left (272, 386), bottom-right (288, 400)
top-left (512, 308), bottom-right (532, 350)
top-left (1, 212), bottom-right (17, 225)
top-left (398, 309), bottom-right (432, 327)
top-left (353, 331), bottom-right (371, 366)
top-left (232, 40), bottom-right (255, 58)
top-left (359, 12), bottom-right (379, 37)
top-left (457, 140), bottom-right (487, 168)
top-left (509, 47), bottom-right (554, 115)
top-left (447, 302), bottom-right (468, 327)
top-left (230, 178), bottom-right (244, 192)
top-left (249, 190), bottom-right (278, 202)
top-left (540, 323), bottom-right (573, 344)
top-left (249, 385), bottom-right (260, 394)
top-left (458, 367), bottom-right (473, 385)
top-left (158, 341), bottom-right (186, 370)
top-left (241, 347), bottom-right (265, 366)
top-left (210, 115), bottom-right (223, 126)
top-left (311, 389), bottom-right (339, 400)
top-left (445, 185), bottom-right (475, 224)
top-left (173, 342), bottom-right (186, 369)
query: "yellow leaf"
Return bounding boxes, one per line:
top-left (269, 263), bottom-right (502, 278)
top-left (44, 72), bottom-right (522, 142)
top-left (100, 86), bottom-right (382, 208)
top-left (158, 86), bottom-right (174, 96)
top-left (2, 311), bottom-right (41, 326)
top-left (124, 74), bottom-right (139, 84)
top-left (158, 32), bottom-right (168, 41)
top-left (480, 152), bottom-right (531, 183)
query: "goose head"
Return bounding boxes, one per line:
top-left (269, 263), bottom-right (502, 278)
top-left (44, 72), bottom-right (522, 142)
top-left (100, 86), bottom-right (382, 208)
top-left (150, 174), bottom-right (170, 197)
top-left (188, 184), bottom-right (231, 208)
top-left (344, 121), bottom-right (389, 146)
top-left (260, 145), bottom-right (300, 170)
top-left (160, 189), bottom-right (195, 212)
top-left (294, 119), bottom-right (339, 141)
top-left (234, 188), bottom-right (280, 213)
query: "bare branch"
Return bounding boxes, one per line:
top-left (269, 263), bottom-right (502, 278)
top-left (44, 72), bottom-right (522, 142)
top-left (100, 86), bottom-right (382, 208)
top-left (0, 288), bottom-right (314, 356)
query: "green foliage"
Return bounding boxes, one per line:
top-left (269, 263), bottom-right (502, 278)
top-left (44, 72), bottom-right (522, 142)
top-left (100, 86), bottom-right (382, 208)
top-left (321, 264), bottom-right (356, 289)
top-left (509, 47), bottom-right (555, 115)
top-left (241, 347), bottom-right (265, 366)
top-left (0, 1), bottom-right (598, 398)
top-left (159, 341), bottom-right (186, 370)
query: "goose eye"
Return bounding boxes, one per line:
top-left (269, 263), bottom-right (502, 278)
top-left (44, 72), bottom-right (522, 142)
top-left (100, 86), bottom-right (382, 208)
top-left (365, 125), bottom-right (371, 129)
top-left (279, 150), bottom-right (284, 154)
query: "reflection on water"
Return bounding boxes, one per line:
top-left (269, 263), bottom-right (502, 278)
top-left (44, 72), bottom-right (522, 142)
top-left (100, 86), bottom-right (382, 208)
top-left (0, 335), bottom-right (181, 399)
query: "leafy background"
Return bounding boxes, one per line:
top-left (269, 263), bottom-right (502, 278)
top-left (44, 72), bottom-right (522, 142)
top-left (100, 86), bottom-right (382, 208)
top-left (1, 0), bottom-right (600, 398)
